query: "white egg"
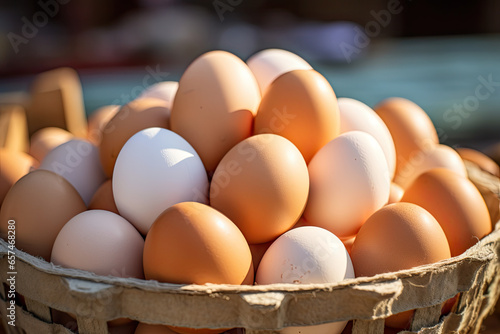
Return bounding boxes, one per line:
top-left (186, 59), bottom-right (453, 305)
top-left (338, 97), bottom-right (396, 179)
top-left (138, 81), bottom-right (179, 110)
top-left (247, 49), bottom-right (312, 95)
top-left (256, 226), bottom-right (354, 334)
top-left (395, 144), bottom-right (467, 189)
top-left (112, 127), bottom-right (208, 235)
top-left (40, 139), bottom-right (106, 206)
top-left (304, 131), bottom-right (391, 239)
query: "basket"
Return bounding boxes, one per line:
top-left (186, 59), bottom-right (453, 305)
top-left (1, 163), bottom-right (499, 334)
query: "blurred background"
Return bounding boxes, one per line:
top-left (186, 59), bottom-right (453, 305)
top-left (1, 0), bottom-right (499, 147)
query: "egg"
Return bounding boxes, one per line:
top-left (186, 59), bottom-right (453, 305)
top-left (254, 69), bottom-right (340, 164)
top-left (210, 134), bottom-right (309, 244)
top-left (144, 202), bottom-right (253, 284)
top-left (304, 131), bottom-right (390, 239)
top-left (246, 49), bottom-right (312, 95)
top-left (170, 50), bottom-right (261, 174)
top-left (401, 168), bottom-right (492, 256)
top-left (29, 127), bottom-right (74, 162)
top-left (87, 105), bottom-right (120, 145)
top-left (113, 128), bottom-right (208, 235)
top-left (51, 210), bottom-right (144, 278)
top-left (40, 139), bottom-right (106, 206)
top-left (388, 182), bottom-right (404, 204)
top-left (374, 98), bottom-right (439, 177)
top-left (0, 170), bottom-right (86, 261)
top-left (0, 149), bottom-right (38, 205)
top-left (144, 202), bottom-right (253, 334)
top-left (138, 81), bottom-right (179, 110)
top-left (456, 147), bottom-right (500, 177)
top-left (89, 179), bottom-right (119, 214)
top-left (99, 97), bottom-right (170, 177)
top-left (350, 202), bottom-right (451, 329)
top-left (51, 209), bottom-right (144, 327)
top-left (256, 226), bottom-right (354, 334)
top-left (395, 144), bottom-right (467, 189)
top-left (338, 97), bottom-right (396, 179)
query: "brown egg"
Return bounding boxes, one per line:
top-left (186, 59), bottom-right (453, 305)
top-left (29, 127), bottom-right (74, 162)
top-left (170, 51), bottom-right (261, 174)
top-left (0, 169), bottom-right (86, 261)
top-left (99, 98), bottom-right (170, 177)
top-left (210, 134), bottom-right (309, 244)
top-left (89, 179), bottom-right (119, 214)
top-left (254, 69), bottom-right (340, 163)
top-left (350, 202), bottom-right (451, 329)
top-left (388, 182), bottom-right (404, 204)
top-left (401, 168), bottom-right (492, 256)
top-left (0, 149), bottom-right (38, 205)
top-left (144, 201), bottom-right (253, 285)
top-left (457, 147), bottom-right (500, 177)
top-left (87, 105), bottom-right (120, 145)
top-left (374, 98), bottom-right (439, 177)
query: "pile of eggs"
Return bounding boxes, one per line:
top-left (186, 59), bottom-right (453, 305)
top-left (1, 49), bottom-right (499, 334)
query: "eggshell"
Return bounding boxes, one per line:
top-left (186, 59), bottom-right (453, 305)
top-left (171, 51), bottom-right (261, 173)
top-left (374, 98), bottom-right (439, 177)
top-left (0, 170), bottom-right (86, 261)
top-left (256, 226), bottom-right (354, 334)
top-left (247, 49), bottom-right (312, 95)
top-left (254, 69), bottom-right (340, 163)
top-left (350, 202), bottom-right (451, 329)
top-left (401, 168), bottom-right (492, 256)
top-left (143, 202), bottom-right (253, 308)
top-left (89, 179), bottom-right (119, 214)
top-left (113, 128), bottom-right (209, 235)
top-left (210, 134), bottom-right (309, 244)
top-left (395, 144), bottom-right (467, 189)
top-left (51, 210), bottom-right (144, 278)
top-left (338, 97), bottom-right (396, 179)
top-left (0, 149), bottom-right (38, 205)
top-left (87, 105), bottom-right (119, 145)
top-left (138, 81), bottom-right (178, 110)
top-left (456, 147), bottom-right (500, 177)
top-left (40, 139), bottom-right (106, 206)
top-left (304, 131), bottom-right (391, 239)
top-left (388, 182), bottom-right (404, 205)
top-left (29, 127), bottom-right (74, 162)
top-left (99, 98), bottom-right (170, 177)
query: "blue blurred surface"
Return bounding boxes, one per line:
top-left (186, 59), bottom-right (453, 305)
top-left (1, 35), bottom-right (499, 142)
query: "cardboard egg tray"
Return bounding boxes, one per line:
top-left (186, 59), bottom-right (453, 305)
top-left (0, 163), bottom-right (499, 334)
